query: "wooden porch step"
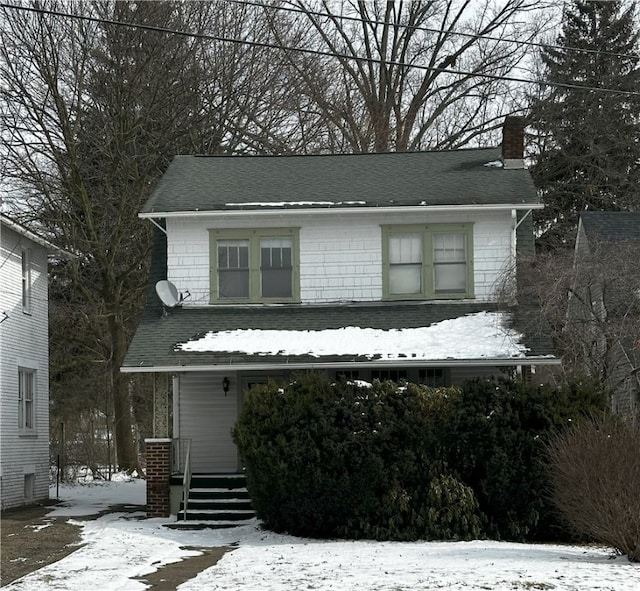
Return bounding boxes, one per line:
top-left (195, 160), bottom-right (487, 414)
top-left (175, 472), bottom-right (256, 523)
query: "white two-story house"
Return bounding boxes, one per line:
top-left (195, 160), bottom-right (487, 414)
top-left (0, 214), bottom-right (61, 510)
top-left (123, 117), bottom-right (559, 518)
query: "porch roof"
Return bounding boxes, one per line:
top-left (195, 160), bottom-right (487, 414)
top-left (122, 300), bottom-right (558, 373)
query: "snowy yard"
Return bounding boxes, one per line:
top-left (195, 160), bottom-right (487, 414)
top-left (4, 475), bottom-right (638, 590)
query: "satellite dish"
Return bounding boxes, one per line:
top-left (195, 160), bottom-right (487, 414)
top-left (156, 280), bottom-right (180, 308)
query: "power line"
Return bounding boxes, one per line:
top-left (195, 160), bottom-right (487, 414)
top-left (1, 1), bottom-right (639, 97)
top-left (229, 0), bottom-right (640, 62)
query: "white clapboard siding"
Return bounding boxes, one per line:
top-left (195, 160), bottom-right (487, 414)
top-left (0, 222), bottom-right (51, 510)
top-left (165, 209), bottom-right (514, 306)
top-left (177, 373), bottom-right (238, 473)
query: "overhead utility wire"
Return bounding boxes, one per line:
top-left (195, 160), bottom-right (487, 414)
top-left (2, 2), bottom-right (639, 98)
top-left (227, 0), bottom-right (640, 62)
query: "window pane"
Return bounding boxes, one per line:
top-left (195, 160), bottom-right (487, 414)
top-left (260, 238), bottom-right (292, 268)
top-left (390, 234), bottom-right (422, 264)
top-left (218, 246), bottom-right (227, 268)
top-left (389, 233), bottom-right (422, 295)
top-left (433, 233), bottom-right (465, 262)
top-left (18, 373), bottom-right (24, 428)
top-left (18, 370), bottom-right (34, 429)
top-left (433, 233), bottom-right (467, 293)
top-left (228, 246), bottom-right (239, 268)
top-left (419, 368), bottom-right (445, 387)
top-left (217, 240), bottom-right (249, 269)
top-left (239, 246), bottom-right (249, 268)
top-left (434, 263), bottom-right (466, 292)
top-left (218, 239), bottom-right (250, 298)
top-left (262, 269), bottom-right (292, 297)
top-left (22, 250), bottom-right (31, 312)
top-left (260, 238), bottom-right (292, 298)
top-left (219, 270), bottom-right (249, 298)
top-left (390, 265), bottom-right (422, 294)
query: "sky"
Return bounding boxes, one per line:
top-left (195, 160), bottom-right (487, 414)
top-left (4, 474), bottom-right (639, 591)
top-left (177, 311), bottom-right (533, 360)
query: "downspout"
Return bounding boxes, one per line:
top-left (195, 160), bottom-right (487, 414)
top-left (512, 208), bottom-right (534, 381)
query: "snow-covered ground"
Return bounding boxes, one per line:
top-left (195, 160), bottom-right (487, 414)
top-left (4, 475), bottom-right (638, 590)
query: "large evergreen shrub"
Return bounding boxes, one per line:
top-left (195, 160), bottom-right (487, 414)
top-left (440, 378), bottom-right (606, 541)
top-left (234, 372), bottom-right (605, 542)
top-left (233, 372), bottom-right (480, 540)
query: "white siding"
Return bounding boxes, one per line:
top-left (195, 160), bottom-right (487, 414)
top-left (176, 372), bottom-right (238, 473)
top-left (165, 209), bottom-right (514, 305)
top-left (0, 223), bottom-right (50, 510)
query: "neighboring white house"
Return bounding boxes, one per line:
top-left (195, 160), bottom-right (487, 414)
top-left (122, 117), bottom-right (560, 518)
top-left (0, 214), bottom-right (63, 510)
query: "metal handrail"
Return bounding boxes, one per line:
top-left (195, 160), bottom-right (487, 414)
top-left (181, 439), bottom-right (192, 521)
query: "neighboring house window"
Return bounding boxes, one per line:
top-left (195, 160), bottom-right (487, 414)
top-left (22, 249), bottom-right (32, 313)
top-left (336, 370), bottom-right (360, 381)
top-left (210, 228), bottom-right (300, 302)
top-left (418, 368), bottom-right (447, 387)
top-left (18, 368), bottom-right (35, 430)
top-left (382, 224), bottom-right (474, 299)
top-left (371, 369), bottom-right (408, 382)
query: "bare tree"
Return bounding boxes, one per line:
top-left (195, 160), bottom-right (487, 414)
top-left (501, 241), bottom-right (640, 413)
top-left (0, 0), bottom-right (293, 470)
top-left (548, 413), bottom-right (640, 562)
top-left (265, 0), bottom-right (550, 152)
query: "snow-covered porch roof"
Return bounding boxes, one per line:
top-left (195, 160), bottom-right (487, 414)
top-left (122, 301), bottom-right (559, 374)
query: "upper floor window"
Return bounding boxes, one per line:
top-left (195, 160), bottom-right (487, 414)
top-left (21, 248), bottom-right (32, 313)
top-left (18, 368), bottom-right (35, 430)
top-left (210, 228), bottom-right (299, 303)
top-left (382, 224), bottom-right (474, 300)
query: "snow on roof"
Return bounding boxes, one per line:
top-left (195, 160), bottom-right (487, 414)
top-left (177, 311), bottom-right (528, 360)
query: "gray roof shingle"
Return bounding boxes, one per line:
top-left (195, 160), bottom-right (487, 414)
top-left (580, 212), bottom-right (640, 242)
top-left (141, 149), bottom-right (539, 215)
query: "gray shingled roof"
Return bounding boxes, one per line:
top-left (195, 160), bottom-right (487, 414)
top-left (580, 212), bottom-right (640, 242)
top-left (141, 148), bottom-right (540, 215)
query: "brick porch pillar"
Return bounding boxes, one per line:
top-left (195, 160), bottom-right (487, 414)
top-left (145, 438), bottom-right (171, 517)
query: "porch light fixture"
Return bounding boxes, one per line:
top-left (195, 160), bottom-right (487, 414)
top-left (222, 376), bottom-right (230, 396)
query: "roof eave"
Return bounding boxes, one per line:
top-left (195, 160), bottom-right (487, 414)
top-left (1, 215), bottom-right (74, 256)
top-left (139, 203), bottom-right (545, 220)
top-left (121, 356), bottom-right (560, 374)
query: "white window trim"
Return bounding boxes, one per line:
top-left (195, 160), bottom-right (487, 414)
top-left (18, 367), bottom-right (36, 433)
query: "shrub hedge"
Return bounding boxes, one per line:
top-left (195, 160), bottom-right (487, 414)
top-left (233, 372), bottom-right (605, 541)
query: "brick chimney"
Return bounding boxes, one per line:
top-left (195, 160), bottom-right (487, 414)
top-left (501, 116), bottom-right (525, 169)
